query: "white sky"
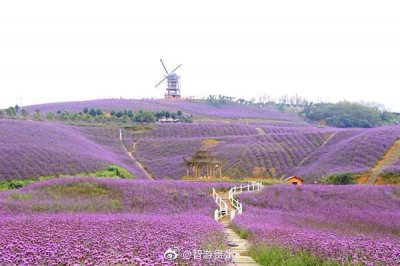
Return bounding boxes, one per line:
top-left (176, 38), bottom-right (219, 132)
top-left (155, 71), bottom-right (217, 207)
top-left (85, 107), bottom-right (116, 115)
top-left (0, 0), bottom-right (400, 111)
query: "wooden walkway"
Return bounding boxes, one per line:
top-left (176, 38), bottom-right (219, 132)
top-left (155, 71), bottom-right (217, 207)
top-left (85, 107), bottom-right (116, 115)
top-left (219, 192), bottom-right (260, 266)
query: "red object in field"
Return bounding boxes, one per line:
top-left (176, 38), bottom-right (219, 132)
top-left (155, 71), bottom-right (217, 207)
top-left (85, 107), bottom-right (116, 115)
top-left (285, 175), bottom-right (304, 185)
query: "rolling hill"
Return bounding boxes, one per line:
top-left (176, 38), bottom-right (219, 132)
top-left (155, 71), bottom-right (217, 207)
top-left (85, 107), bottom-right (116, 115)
top-left (24, 98), bottom-right (300, 121)
top-left (1, 98), bottom-right (400, 183)
top-left (0, 120), bottom-right (148, 180)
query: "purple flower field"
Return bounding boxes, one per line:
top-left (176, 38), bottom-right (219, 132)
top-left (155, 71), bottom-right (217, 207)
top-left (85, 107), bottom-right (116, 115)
top-left (383, 160), bottom-right (400, 174)
top-left (24, 98), bottom-right (300, 121)
top-left (292, 126), bottom-right (400, 180)
top-left (131, 122), bottom-right (259, 139)
top-left (0, 120), bottom-right (148, 180)
top-left (0, 178), bottom-right (237, 215)
top-left (2, 99), bottom-right (399, 266)
top-left (2, 118), bottom-right (400, 182)
top-left (233, 185), bottom-right (400, 265)
top-left (0, 178), bottom-right (235, 265)
top-left (0, 214), bottom-right (229, 265)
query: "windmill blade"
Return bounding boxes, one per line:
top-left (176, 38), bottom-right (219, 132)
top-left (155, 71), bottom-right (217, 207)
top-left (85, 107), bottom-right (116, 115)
top-left (160, 59), bottom-right (169, 74)
top-left (155, 76), bottom-right (167, 88)
top-left (171, 64), bottom-right (182, 73)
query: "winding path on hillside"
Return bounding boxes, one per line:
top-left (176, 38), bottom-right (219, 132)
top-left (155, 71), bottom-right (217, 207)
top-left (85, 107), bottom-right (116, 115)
top-left (297, 131), bottom-right (337, 167)
top-left (366, 140), bottom-right (400, 184)
top-left (119, 129), bottom-right (154, 180)
top-left (218, 191), bottom-right (260, 266)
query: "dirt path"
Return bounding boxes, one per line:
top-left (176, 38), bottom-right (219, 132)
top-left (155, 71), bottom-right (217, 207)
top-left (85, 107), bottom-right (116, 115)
top-left (297, 131), bottom-right (337, 167)
top-left (124, 146), bottom-right (154, 180)
top-left (119, 129), bottom-right (153, 180)
top-left (219, 192), bottom-right (260, 266)
top-left (366, 140), bottom-right (400, 184)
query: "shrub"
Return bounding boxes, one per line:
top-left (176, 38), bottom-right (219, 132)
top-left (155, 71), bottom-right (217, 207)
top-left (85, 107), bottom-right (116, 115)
top-left (86, 165), bottom-right (133, 179)
top-left (381, 172), bottom-right (400, 184)
top-left (382, 172), bottom-right (400, 178)
top-left (321, 173), bottom-right (357, 185)
top-left (8, 180), bottom-right (25, 189)
top-left (107, 165), bottom-right (132, 179)
top-left (6, 107), bottom-right (16, 118)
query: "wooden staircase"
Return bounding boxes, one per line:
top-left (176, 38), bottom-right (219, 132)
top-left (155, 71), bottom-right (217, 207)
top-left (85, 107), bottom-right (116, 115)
top-left (221, 192), bottom-right (259, 266)
top-left (213, 183), bottom-right (263, 266)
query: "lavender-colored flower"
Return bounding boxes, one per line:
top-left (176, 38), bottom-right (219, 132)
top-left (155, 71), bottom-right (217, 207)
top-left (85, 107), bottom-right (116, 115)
top-left (0, 178), bottom-right (235, 265)
top-left (0, 213), bottom-right (229, 265)
top-left (24, 98), bottom-right (301, 121)
top-left (233, 185), bottom-right (400, 265)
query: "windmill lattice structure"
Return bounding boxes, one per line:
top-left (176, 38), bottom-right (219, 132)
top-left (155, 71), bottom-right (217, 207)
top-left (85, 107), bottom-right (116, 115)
top-left (155, 59), bottom-right (182, 99)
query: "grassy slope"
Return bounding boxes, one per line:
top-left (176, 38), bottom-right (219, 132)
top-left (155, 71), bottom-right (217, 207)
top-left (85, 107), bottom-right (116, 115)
top-left (0, 165), bottom-right (133, 191)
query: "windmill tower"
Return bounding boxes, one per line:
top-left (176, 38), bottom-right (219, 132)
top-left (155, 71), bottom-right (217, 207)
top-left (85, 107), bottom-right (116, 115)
top-left (155, 59), bottom-right (182, 99)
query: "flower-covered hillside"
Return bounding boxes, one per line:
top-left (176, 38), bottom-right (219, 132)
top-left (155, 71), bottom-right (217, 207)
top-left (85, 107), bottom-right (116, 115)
top-left (0, 120), bottom-right (148, 180)
top-left (24, 98), bottom-right (301, 121)
top-left (233, 185), bottom-right (400, 265)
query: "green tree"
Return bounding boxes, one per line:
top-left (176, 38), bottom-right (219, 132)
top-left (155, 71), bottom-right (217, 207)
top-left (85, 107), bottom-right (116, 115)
top-left (206, 95), bottom-right (235, 106)
top-left (21, 109), bottom-right (29, 119)
top-left (134, 110), bottom-right (156, 123)
top-left (46, 112), bottom-right (55, 120)
top-left (6, 107), bottom-right (16, 118)
top-left (59, 112), bottom-right (70, 121)
top-left (70, 113), bottom-right (79, 121)
top-left (116, 111), bottom-right (124, 118)
top-left (127, 110), bottom-right (133, 118)
top-left (96, 109), bottom-right (103, 116)
top-left (33, 109), bottom-right (41, 120)
top-left (303, 101), bottom-right (384, 128)
top-left (155, 111), bottom-right (162, 120)
top-left (118, 115), bottom-right (129, 123)
top-left (181, 115), bottom-right (193, 123)
top-left (322, 173), bottom-right (357, 185)
top-left (89, 108), bottom-right (97, 117)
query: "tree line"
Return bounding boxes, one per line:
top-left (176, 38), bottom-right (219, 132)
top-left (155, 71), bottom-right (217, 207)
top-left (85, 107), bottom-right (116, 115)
top-left (0, 106), bottom-right (193, 124)
top-left (204, 94), bottom-right (400, 128)
top-left (302, 101), bottom-right (399, 128)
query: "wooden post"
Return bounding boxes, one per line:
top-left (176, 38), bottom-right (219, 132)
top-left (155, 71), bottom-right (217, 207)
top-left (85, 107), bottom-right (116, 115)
top-left (133, 141), bottom-right (137, 151)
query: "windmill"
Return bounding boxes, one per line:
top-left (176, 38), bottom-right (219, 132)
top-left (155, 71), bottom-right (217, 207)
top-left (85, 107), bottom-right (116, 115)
top-left (155, 59), bottom-right (182, 99)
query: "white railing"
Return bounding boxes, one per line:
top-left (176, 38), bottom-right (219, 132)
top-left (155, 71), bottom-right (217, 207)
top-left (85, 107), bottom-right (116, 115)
top-left (212, 188), bottom-right (228, 221)
top-left (228, 181), bottom-right (263, 220)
